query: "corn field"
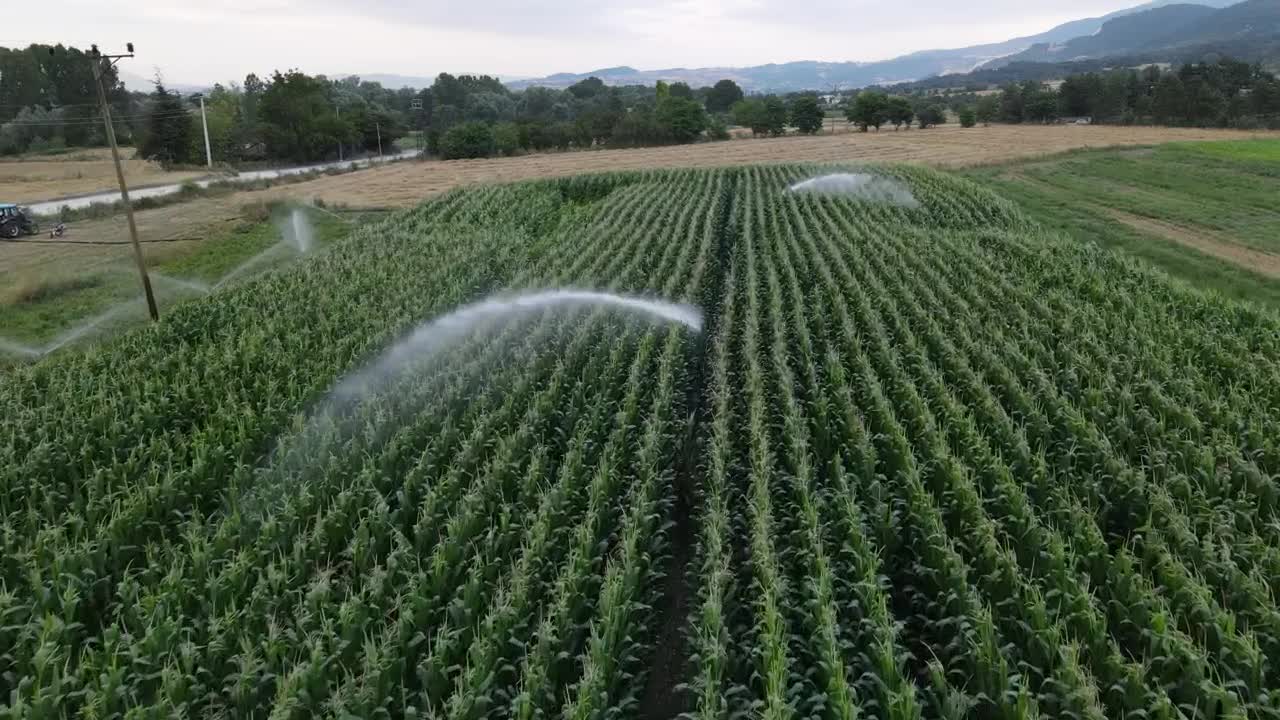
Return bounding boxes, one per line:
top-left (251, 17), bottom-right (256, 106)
top-left (2, 164), bottom-right (1280, 719)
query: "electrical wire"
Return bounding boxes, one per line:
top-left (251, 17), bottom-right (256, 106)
top-left (0, 101), bottom-right (106, 109)
top-left (1, 111), bottom-right (194, 127)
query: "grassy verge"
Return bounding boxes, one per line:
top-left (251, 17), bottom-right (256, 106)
top-left (0, 205), bottom-right (357, 347)
top-left (963, 139), bottom-right (1280, 311)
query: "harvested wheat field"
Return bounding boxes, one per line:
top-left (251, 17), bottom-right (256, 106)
top-left (0, 199), bottom-right (244, 279)
top-left (2, 148), bottom-right (210, 204)
top-left (255, 124), bottom-right (1279, 208)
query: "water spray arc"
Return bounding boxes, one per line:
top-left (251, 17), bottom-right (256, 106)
top-left (287, 208), bottom-right (314, 253)
top-left (788, 172), bottom-right (921, 208)
top-left (150, 273), bottom-right (213, 295)
top-left (328, 289), bottom-right (703, 406)
top-left (214, 208), bottom-right (317, 291)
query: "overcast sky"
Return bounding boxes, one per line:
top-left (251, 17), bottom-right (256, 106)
top-left (23, 0), bottom-right (1147, 85)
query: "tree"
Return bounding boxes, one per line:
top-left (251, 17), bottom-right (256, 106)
top-left (789, 95), bottom-right (824, 134)
top-left (656, 96), bottom-right (708, 143)
top-left (975, 95), bottom-right (1000, 126)
top-left (999, 84), bottom-right (1025, 123)
top-left (669, 82), bottom-right (694, 99)
top-left (1058, 73), bottom-right (1103, 117)
top-left (1153, 74), bottom-right (1187, 125)
top-left (440, 121), bottom-right (495, 158)
top-left (847, 91), bottom-right (889, 131)
top-left (518, 86), bottom-right (571, 121)
top-left (886, 96), bottom-right (914, 130)
top-left (706, 79), bottom-right (745, 114)
top-left (567, 76), bottom-right (607, 100)
top-left (611, 108), bottom-right (665, 147)
top-left (1023, 82), bottom-right (1058, 123)
top-left (762, 96), bottom-right (788, 136)
top-left (1, 44), bottom-right (122, 146)
top-left (465, 91), bottom-right (516, 123)
top-left (1184, 77), bottom-right (1225, 126)
top-left (916, 104), bottom-right (946, 128)
top-left (958, 106), bottom-right (977, 128)
top-left (0, 106), bottom-right (66, 155)
top-left (731, 98), bottom-right (765, 136)
top-left (140, 82), bottom-right (193, 163)
top-left (492, 122), bottom-right (520, 155)
top-left (258, 70), bottom-right (354, 162)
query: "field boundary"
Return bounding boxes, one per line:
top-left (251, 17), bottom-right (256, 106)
top-left (1103, 208), bottom-right (1280, 278)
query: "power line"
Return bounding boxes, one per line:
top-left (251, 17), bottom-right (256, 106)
top-left (2, 111), bottom-right (192, 126)
top-left (0, 101), bottom-right (106, 109)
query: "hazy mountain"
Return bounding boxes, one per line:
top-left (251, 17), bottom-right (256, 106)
top-left (995, 0), bottom-right (1277, 64)
top-left (507, 0), bottom-right (1241, 92)
top-left (118, 70), bottom-right (207, 94)
top-left (337, 73), bottom-right (527, 88)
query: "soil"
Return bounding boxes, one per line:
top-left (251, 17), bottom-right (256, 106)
top-left (1104, 208), bottom-right (1280, 278)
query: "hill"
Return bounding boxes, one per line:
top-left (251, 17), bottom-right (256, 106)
top-left (995, 0), bottom-right (1280, 66)
top-left (506, 0), bottom-right (1239, 91)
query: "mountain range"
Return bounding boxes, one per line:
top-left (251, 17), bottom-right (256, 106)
top-left (507, 0), bottom-right (1273, 92)
top-left (119, 0), bottom-right (1276, 94)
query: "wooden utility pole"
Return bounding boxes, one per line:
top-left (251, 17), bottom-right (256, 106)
top-left (90, 43), bottom-right (158, 321)
top-left (829, 83), bottom-right (842, 134)
top-left (376, 122), bottom-right (383, 158)
top-left (197, 95), bottom-right (213, 168)
top-left (336, 105), bottom-right (343, 162)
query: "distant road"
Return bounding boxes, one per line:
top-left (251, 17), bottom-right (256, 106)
top-left (27, 151), bottom-right (418, 216)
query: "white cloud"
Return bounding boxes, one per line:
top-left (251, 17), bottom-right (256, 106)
top-left (17, 0), bottom-right (1147, 85)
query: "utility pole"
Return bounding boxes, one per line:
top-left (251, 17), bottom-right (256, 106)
top-left (411, 97), bottom-right (425, 155)
top-left (829, 83), bottom-right (842, 134)
top-left (89, 43), bottom-right (159, 322)
top-left (197, 95), bottom-right (212, 168)
top-left (376, 122), bottom-right (383, 159)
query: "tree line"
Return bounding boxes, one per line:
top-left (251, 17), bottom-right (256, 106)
top-left (7, 42), bottom-right (1274, 165)
top-left (1, 44), bottom-right (415, 162)
top-left (0, 44), bottom-right (129, 154)
top-left (901, 57), bottom-right (1280, 129)
top-left (425, 76), bottom-right (730, 159)
top-left (994, 58), bottom-right (1280, 128)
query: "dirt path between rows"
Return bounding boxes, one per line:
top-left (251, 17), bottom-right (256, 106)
top-left (1104, 208), bottom-right (1280, 278)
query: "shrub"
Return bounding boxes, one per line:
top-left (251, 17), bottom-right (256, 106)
top-left (493, 122), bottom-right (521, 156)
top-left (440, 122), bottom-right (496, 159)
top-left (706, 117), bottom-right (731, 141)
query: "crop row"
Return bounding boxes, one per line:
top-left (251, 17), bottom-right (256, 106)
top-left (4, 164), bottom-right (1279, 717)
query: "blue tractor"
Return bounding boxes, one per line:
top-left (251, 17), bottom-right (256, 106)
top-left (0, 204), bottom-right (39, 239)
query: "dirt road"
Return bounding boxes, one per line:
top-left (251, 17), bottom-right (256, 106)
top-left (3, 148), bottom-right (209, 204)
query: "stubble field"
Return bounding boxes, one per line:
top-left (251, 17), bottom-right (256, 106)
top-left (1, 148), bottom-right (209, 204)
top-left (248, 124), bottom-right (1280, 208)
